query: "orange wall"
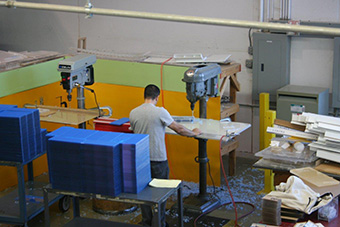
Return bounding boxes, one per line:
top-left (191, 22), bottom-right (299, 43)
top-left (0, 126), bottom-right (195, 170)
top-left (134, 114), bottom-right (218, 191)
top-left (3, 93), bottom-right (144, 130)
top-left (0, 81), bottom-right (222, 191)
top-left (86, 83), bottom-right (222, 185)
top-left (0, 82), bottom-right (72, 191)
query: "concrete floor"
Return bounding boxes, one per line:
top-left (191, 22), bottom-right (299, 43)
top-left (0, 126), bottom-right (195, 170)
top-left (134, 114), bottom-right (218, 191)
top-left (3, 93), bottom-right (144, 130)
top-left (0, 153), bottom-right (264, 227)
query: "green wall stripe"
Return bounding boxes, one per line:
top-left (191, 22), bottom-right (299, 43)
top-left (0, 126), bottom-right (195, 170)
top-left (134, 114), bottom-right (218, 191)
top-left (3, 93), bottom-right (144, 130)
top-left (95, 59), bottom-right (189, 93)
top-left (0, 58), bottom-right (194, 97)
top-left (0, 59), bottom-right (61, 98)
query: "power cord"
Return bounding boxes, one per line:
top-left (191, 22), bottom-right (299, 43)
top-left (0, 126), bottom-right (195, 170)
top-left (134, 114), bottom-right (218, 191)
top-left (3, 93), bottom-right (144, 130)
top-left (248, 28), bottom-right (253, 48)
top-left (78, 84), bottom-right (100, 117)
top-left (219, 135), bottom-right (238, 226)
top-left (193, 201), bottom-right (255, 227)
top-left (192, 135), bottom-right (257, 227)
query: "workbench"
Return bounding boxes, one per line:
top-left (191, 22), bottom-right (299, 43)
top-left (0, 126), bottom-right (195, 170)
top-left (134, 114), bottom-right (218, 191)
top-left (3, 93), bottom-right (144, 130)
top-left (43, 181), bottom-right (183, 227)
top-left (165, 118), bottom-right (250, 176)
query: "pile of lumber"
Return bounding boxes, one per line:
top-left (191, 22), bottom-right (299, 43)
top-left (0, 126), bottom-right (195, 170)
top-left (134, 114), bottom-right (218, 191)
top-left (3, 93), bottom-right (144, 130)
top-left (292, 112), bottom-right (340, 163)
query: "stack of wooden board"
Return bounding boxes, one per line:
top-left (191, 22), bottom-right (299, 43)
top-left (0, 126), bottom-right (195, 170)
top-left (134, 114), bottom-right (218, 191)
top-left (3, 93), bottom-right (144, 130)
top-left (0, 104), bottom-right (46, 162)
top-left (261, 196), bottom-right (282, 225)
top-left (262, 194), bottom-right (305, 223)
top-left (47, 127), bottom-right (151, 196)
top-left (292, 112), bottom-right (340, 163)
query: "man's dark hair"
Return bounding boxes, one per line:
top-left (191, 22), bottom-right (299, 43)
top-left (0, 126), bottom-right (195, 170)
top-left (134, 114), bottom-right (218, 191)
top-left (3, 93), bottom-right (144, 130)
top-left (144, 84), bottom-right (160, 100)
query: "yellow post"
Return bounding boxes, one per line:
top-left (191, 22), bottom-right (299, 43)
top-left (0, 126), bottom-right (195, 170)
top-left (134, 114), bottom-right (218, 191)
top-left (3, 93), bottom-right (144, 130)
top-left (258, 93), bottom-right (275, 193)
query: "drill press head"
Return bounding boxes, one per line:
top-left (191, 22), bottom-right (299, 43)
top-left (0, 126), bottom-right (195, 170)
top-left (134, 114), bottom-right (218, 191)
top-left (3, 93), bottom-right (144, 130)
top-left (182, 64), bottom-right (221, 111)
top-left (58, 54), bottom-right (96, 102)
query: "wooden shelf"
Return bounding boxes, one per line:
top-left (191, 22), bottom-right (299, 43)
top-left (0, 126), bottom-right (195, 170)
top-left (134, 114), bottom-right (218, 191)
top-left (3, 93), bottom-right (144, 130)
top-left (219, 62), bottom-right (241, 176)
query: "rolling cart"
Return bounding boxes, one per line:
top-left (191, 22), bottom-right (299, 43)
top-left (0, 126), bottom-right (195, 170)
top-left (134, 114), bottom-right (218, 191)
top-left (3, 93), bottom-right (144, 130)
top-left (43, 182), bottom-right (183, 227)
top-left (0, 153), bottom-right (69, 227)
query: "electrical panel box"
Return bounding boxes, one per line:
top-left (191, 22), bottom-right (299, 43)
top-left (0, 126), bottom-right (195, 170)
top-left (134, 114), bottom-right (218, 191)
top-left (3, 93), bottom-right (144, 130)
top-left (332, 37), bottom-right (340, 108)
top-left (277, 85), bottom-right (329, 121)
top-left (253, 33), bottom-right (291, 102)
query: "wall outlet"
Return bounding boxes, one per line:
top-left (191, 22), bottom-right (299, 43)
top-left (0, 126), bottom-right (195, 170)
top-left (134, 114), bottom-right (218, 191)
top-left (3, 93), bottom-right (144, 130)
top-left (248, 46), bottom-right (253, 55)
top-left (245, 59), bottom-right (253, 69)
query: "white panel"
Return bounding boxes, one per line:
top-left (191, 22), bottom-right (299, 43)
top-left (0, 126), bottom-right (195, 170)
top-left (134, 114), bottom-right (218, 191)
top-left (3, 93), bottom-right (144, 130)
top-left (290, 37), bottom-right (334, 91)
top-left (236, 107), bottom-right (254, 153)
top-left (291, 0), bottom-right (340, 22)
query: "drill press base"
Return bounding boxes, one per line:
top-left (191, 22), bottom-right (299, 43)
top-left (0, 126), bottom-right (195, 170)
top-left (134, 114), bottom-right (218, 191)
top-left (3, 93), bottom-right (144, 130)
top-left (182, 194), bottom-right (220, 213)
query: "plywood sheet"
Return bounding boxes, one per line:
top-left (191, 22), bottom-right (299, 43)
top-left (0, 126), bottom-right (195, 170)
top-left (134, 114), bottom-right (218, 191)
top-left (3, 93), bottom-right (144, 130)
top-left (290, 167), bottom-right (339, 188)
top-left (315, 163), bottom-right (340, 175)
top-left (27, 105), bottom-right (99, 125)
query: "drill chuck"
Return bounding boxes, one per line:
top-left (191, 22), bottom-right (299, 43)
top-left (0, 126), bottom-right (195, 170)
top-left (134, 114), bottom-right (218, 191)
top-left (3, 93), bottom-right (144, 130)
top-left (190, 103), bottom-right (195, 111)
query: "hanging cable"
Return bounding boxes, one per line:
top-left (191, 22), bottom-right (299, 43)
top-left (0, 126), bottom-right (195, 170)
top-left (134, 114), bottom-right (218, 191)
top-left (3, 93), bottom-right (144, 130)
top-left (248, 28), bottom-right (253, 47)
top-left (193, 201), bottom-right (255, 227)
top-left (76, 84), bottom-right (100, 116)
top-left (160, 57), bottom-right (175, 178)
top-left (207, 161), bottom-right (217, 196)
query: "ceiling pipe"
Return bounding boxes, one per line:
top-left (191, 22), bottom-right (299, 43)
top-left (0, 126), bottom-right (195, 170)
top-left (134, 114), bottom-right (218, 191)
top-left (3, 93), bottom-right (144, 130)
top-left (1, 1), bottom-right (340, 36)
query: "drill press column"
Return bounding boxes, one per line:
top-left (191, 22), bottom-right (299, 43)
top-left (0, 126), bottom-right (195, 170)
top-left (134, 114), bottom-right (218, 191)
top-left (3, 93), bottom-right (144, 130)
top-left (198, 97), bottom-right (208, 199)
top-left (182, 64), bottom-right (221, 212)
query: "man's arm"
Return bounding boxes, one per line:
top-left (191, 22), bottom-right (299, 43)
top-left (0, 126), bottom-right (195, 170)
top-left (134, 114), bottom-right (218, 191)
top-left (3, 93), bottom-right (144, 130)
top-left (168, 121), bottom-right (202, 137)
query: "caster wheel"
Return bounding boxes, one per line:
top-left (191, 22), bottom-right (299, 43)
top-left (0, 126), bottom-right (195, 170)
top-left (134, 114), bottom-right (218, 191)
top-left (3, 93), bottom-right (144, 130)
top-left (58, 195), bottom-right (71, 212)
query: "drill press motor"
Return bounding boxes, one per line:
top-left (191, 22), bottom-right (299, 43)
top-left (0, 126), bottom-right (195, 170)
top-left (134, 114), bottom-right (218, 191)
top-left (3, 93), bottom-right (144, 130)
top-left (182, 64), bottom-right (221, 111)
top-left (58, 54), bottom-right (96, 102)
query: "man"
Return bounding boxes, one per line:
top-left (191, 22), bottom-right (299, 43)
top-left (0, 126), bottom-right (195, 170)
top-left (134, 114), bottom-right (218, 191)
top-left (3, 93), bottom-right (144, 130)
top-left (129, 84), bottom-right (201, 227)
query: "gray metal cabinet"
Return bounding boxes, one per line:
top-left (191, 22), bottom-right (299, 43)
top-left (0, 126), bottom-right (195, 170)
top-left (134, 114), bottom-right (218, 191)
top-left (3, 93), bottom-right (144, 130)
top-left (333, 37), bottom-right (340, 108)
top-left (253, 32), bottom-right (291, 102)
top-left (277, 85), bottom-right (329, 121)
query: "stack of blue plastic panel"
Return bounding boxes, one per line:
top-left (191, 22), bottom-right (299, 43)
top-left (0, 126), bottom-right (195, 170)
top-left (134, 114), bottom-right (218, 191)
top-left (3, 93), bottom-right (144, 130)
top-left (47, 127), bottom-right (151, 196)
top-left (0, 104), bottom-right (46, 162)
top-left (122, 134), bottom-right (151, 193)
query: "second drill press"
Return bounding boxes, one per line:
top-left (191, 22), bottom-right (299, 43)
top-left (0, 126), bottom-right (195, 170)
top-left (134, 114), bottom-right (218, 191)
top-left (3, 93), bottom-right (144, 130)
top-left (182, 63), bottom-right (222, 212)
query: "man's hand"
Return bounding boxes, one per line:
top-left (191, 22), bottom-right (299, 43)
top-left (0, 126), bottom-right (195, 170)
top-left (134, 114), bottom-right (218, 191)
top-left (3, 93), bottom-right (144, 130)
top-left (168, 121), bottom-right (201, 137)
top-left (192, 128), bottom-right (202, 136)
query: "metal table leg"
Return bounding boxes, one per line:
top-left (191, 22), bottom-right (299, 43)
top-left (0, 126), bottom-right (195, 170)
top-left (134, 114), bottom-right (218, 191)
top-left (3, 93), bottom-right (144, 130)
top-left (43, 188), bottom-right (50, 227)
top-left (27, 161), bottom-right (34, 182)
top-left (178, 184), bottom-right (183, 227)
top-left (154, 202), bottom-right (161, 227)
top-left (17, 164), bottom-right (27, 224)
top-left (73, 197), bottom-right (80, 217)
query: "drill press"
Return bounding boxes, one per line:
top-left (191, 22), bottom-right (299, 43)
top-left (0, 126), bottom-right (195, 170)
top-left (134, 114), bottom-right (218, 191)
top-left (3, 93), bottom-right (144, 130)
top-left (182, 63), bottom-right (222, 212)
top-left (57, 54), bottom-right (96, 129)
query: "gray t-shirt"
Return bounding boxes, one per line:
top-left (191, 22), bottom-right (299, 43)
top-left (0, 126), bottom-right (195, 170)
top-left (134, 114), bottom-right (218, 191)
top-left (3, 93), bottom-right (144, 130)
top-left (129, 103), bottom-right (174, 161)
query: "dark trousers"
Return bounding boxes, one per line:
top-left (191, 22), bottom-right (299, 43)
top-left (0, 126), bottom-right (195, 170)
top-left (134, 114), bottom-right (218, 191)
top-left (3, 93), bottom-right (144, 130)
top-left (141, 161), bottom-right (169, 227)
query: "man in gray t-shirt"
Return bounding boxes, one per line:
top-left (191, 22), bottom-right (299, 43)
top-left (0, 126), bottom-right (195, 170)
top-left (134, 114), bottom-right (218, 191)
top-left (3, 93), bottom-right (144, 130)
top-left (129, 84), bottom-right (201, 227)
